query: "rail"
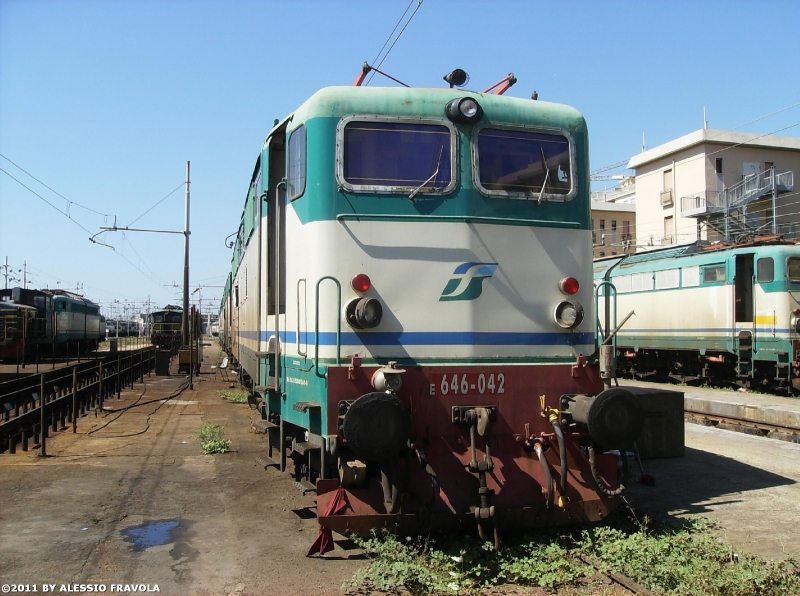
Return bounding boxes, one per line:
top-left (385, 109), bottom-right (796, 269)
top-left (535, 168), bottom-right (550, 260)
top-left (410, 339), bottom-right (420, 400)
top-left (0, 346), bottom-right (157, 454)
top-left (685, 408), bottom-right (800, 437)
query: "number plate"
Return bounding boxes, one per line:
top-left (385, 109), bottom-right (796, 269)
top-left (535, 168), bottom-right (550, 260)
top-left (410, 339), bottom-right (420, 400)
top-left (430, 372), bottom-right (506, 396)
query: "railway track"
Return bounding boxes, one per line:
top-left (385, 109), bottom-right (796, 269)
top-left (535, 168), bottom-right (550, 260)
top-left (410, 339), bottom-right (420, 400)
top-left (685, 408), bottom-right (800, 441)
top-left (0, 347), bottom-right (156, 454)
top-left (578, 554), bottom-right (656, 595)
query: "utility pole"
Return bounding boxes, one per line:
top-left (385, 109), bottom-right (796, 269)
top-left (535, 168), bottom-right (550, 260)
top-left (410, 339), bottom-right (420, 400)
top-left (182, 161), bottom-right (191, 348)
top-left (23, 261), bottom-right (27, 289)
top-left (3, 256), bottom-right (8, 289)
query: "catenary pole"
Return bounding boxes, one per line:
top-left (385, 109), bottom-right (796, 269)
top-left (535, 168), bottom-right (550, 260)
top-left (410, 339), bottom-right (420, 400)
top-left (182, 161), bottom-right (191, 348)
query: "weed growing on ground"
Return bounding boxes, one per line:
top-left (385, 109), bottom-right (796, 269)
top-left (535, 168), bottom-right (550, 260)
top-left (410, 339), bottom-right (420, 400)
top-left (194, 422), bottom-right (230, 454)
top-left (343, 505), bottom-right (800, 595)
top-left (219, 389), bottom-right (249, 404)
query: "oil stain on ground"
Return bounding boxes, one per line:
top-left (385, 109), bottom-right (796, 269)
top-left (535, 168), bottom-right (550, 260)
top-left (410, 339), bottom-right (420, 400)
top-left (122, 520), bottom-right (182, 552)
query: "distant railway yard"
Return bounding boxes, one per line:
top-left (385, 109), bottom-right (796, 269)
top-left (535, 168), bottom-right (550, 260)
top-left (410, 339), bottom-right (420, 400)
top-left (1, 342), bottom-right (798, 595)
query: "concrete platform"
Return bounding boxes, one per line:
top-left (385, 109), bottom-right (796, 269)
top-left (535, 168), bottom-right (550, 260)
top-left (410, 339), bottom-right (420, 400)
top-left (621, 379), bottom-right (800, 436)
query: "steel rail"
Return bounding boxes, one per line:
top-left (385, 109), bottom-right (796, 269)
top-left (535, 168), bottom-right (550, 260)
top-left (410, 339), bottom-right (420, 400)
top-left (578, 554), bottom-right (656, 595)
top-left (685, 408), bottom-right (800, 435)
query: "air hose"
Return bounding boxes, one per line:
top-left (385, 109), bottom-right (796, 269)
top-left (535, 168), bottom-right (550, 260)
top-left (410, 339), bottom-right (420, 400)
top-left (533, 442), bottom-right (554, 509)
top-left (587, 444), bottom-right (628, 497)
top-left (410, 441), bottom-right (440, 507)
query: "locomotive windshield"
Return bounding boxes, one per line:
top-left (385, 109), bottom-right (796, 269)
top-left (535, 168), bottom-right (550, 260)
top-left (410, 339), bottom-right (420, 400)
top-left (342, 120), bottom-right (453, 192)
top-left (788, 258), bottom-right (800, 281)
top-left (476, 128), bottom-right (573, 199)
top-left (151, 312), bottom-right (182, 323)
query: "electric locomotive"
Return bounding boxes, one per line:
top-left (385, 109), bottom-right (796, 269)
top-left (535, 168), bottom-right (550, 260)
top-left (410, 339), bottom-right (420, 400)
top-left (0, 287), bottom-right (103, 359)
top-left (221, 70), bottom-right (647, 543)
top-left (149, 305), bottom-right (183, 348)
top-left (595, 236), bottom-right (800, 393)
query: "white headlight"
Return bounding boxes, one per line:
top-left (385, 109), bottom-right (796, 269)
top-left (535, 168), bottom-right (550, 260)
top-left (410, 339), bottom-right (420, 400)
top-left (554, 300), bottom-right (584, 329)
top-left (460, 98), bottom-right (479, 118)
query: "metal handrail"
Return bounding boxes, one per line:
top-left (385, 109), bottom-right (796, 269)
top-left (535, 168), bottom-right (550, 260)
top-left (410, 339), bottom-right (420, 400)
top-left (680, 190), bottom-right (724, 215)
top-left (727, 168), bottom-right (793, 208)
top-left (296, 278), bottom-right (307, 357)
top-left (594, 281), bottom-right (617, 354)
top-left (314, 277), bottom-right (341, 379)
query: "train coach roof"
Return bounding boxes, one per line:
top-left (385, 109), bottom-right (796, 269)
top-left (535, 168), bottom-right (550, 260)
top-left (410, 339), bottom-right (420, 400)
top-left (0, 301), bottom-right (37, 312)
top-left (596, 237), bottom-right (800, 272)
top-left (280, 86), bottom-right (586, 133)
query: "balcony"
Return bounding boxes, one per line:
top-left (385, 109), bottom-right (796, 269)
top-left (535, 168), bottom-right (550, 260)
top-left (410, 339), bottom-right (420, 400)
top-left (680, 190), bottom-right (726, 217)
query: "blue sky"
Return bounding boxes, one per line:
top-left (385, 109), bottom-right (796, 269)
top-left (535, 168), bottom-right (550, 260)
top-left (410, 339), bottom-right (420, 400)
top-left (2, 0), bottom-right (799, 319)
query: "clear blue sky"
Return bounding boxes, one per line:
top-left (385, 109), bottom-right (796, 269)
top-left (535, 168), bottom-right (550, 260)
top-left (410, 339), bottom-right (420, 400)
top-left (2, 0), bottom-right (799, 320)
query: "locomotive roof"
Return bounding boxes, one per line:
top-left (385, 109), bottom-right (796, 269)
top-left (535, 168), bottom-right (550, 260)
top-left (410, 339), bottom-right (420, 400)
top-left (267, 86), bottom-right (586, 144)
top-left (0, 301), bottom-right (37, 312)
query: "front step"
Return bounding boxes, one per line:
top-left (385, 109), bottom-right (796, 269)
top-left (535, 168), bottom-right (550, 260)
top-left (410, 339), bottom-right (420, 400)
top-left (255, 456), bottom-right (279, 469)
top-left (293, 480), bottom-right (316, 495)
top-left (293, 441), bottom-right (320, 456)
top-left (252, 419), bottom-right (278, 434)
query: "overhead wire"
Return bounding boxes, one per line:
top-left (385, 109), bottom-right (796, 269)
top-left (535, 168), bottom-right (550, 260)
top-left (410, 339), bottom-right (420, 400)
top-left (592, 101), bottom-right (800, 180)
top-left (365, 0), bottom-right (415, 86)
top-left (0, 152), bottom-right (112, 217)
top-left (0, 166), bottom-right (94, 235)
top-left (365, 0), bottom-right (424, 86)
top-left (127, 182), bottom-right (185, 227)
top-left (0, 154), bottom-right (179, 295)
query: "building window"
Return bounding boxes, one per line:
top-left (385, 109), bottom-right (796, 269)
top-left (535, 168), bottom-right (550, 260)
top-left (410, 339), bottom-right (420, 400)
top-left (663, 169), bottom-right (673, 191)
top-left (599, 220), bottom-right (605, 245)
top-left (664, 216), bottom-right (674, 244)
top-left (611, 220), bottom-right (617, 244)
top-left (716, 159), bottom-right (723, 174)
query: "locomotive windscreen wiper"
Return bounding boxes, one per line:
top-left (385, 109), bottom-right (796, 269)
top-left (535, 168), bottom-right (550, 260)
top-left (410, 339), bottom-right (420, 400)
top-left (409, 145), bottom-right (444, 201)
top-left (536, 145), bottom-right (550, 205)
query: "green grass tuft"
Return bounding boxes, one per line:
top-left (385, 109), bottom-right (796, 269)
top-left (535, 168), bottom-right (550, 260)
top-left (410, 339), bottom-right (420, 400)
top-left (219, 389), bottom-right (249, 404)
top-left (194, 422), bottom-right (231, 454)
top-left (343, 505), bottom-right (800, 595)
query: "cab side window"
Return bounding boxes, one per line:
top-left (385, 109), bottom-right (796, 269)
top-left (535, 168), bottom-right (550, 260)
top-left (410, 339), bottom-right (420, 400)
top-left (757, 257), bottom-right (774, 283)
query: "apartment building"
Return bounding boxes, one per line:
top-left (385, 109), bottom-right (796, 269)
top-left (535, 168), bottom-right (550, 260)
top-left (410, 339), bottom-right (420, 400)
top-left (591, 177), bottom-right (636, 258)
top-left (628, 129), bottom-right (798, 246)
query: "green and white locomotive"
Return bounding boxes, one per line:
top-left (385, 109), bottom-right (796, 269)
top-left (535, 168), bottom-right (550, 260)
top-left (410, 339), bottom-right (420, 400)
top-left (220, 71), bottom-right (648, 542)
top-left (595, 237), bottom-right (800, 393)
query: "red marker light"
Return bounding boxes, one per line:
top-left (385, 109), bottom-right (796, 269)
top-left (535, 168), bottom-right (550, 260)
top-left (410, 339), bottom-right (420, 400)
top-left (351, 273), bottom-right (371, 293)
top-left (559, 277), bottom-right (579, 295)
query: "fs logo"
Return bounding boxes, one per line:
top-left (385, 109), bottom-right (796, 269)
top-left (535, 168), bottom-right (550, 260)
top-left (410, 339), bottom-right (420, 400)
top-left (439, 262), bottom-right (498, 301)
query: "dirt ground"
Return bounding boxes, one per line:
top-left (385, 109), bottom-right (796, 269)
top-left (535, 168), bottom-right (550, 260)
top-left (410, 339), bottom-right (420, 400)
top-left (0, 341), bottom-right (365, 596)
top-left (2, 344), bottom-right (798, 595)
